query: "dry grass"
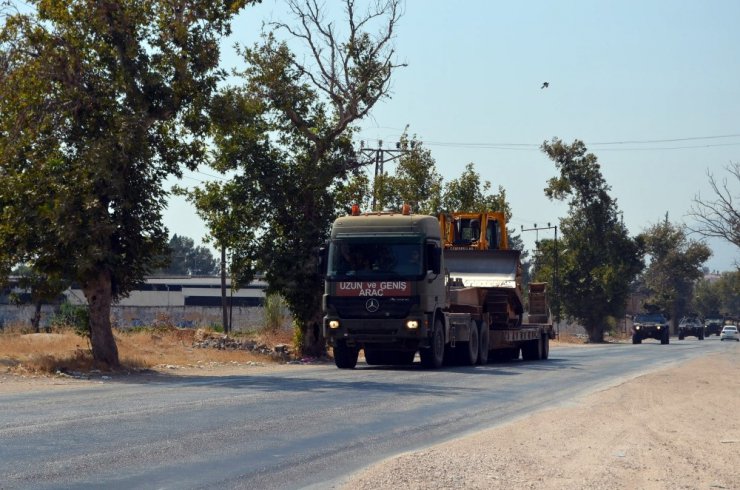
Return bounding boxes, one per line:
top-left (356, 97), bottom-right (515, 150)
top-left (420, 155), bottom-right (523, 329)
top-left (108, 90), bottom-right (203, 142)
top-left (0, 325), bottom-right (296, 375)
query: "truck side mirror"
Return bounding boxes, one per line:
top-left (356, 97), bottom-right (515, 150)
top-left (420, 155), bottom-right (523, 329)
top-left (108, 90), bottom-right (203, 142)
top-left (426, 243), bottom-right (441, 275)
top-left (317, 245), bottom-right (328, 276)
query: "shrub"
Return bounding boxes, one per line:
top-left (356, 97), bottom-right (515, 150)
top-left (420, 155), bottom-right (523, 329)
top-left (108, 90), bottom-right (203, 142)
top-left (50, 303), bottom-right (90, 338)
top-left (263, 293), bottom-right (287, 334)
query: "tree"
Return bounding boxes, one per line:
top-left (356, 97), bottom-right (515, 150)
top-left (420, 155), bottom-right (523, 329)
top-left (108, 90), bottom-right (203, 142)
top-left (440, 162), bottom-right (526, 249)
top-left (157, 235), bottom-right (219, 276)
top-left (8, 264), bottom-right (68, 332)
top-left (640, 217), bottom-right (712, 330)
top-left (194, 0), bottom-right (404, 356)
top-left (371, 134), bottom-right (443, 214)
top-left (692, 277), bottom-right (723, 319)
top-left (687, 162), bottom-right (740, 252)
top-left (541, 138), bottom-right (644, 342)
top-left (0, 1), bottom-right (251, 365)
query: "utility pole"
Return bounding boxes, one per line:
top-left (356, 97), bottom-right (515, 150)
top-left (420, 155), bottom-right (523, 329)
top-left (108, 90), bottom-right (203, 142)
top-left (521, 223), bottom-right (560, 335)
top-left (356, 139), bottom-right (416, 211)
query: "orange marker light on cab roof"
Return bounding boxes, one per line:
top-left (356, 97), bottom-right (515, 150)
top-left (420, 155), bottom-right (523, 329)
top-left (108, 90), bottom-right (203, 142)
top-left (402, 203), bottom-right (411, 215)
top-left (351, 204), bottom-right (360, 216)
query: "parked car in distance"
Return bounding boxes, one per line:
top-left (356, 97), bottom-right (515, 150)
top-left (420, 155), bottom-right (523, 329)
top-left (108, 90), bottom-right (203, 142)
top-left (704, 316), bottom-right (724, 336)
top-left (632, 313), bottom-right (670, 345)
top-left (678, 316), bottom-right (704, 340)
top-left (720, 325), bottom-right (739, 341)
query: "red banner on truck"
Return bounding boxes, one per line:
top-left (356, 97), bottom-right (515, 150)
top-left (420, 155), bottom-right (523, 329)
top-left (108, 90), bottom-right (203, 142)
top-left (335, 281), bottom-right (410, 297)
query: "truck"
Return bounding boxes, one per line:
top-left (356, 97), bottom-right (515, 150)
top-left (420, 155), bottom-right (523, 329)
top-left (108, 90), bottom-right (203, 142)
top-left (677, 316), bottom-right (704, 340)
top-left (703, 316), bottom-right (724, 337)
top-left (320, 205), bottom-right (555, 369)
top-left (631, 312), bottom-right (670, 344)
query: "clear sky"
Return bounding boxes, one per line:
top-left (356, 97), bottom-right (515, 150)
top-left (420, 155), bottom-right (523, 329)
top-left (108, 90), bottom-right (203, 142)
top-left (165, 0), bottom-right (740, 272)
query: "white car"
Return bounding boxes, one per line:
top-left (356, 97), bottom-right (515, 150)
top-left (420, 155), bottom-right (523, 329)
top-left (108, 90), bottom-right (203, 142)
top-left (720, 325), bottom-right (739, 341)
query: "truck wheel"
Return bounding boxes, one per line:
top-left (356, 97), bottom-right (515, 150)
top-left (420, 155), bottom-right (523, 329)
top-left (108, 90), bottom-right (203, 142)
top-left (458, 321), bottom-right (479, 366)
top-left (632, 334), bottom-right (642, 345)
top-left (661, 331), bottom-right (670, 345)
top-left (522, 338), bottom-right (542, 361)
top-left (699, 332), bottom-right (704, 340)
top-left (541, 334), bottom-right (550, 360)
top-left (420, 318), bottom-right (445, 369)
top-left (678, 333), bottom-right (684, 340)
top-left (477, 320), bottom-right (490, 365)
top-left (333, 341), bottom-right (358, 369)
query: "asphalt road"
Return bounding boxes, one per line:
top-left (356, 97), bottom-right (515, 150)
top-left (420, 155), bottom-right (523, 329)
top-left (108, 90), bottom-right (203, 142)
top-left (0, 337), bottom-right (730, 489)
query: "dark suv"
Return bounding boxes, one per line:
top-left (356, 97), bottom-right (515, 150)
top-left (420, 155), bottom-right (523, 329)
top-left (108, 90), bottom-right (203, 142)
top-left (704, 317), bottom-right (724, 337)
top-left (678, 316), bottom-right (704, 340)
top-left (632, 313), bottom-right (670, 344)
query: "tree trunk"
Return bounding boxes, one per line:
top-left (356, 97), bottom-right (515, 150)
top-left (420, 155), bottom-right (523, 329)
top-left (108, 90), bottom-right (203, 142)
top-left (299, 311), bottom-right (326, 358)
top-left (586, 322), bottom-right (605, 343)
top-left (220, 245), bottom-right (229, 334)
top-left (31, 302), bottom-right (42, 333)
top-left (82, 269), bottom-right (120, 367)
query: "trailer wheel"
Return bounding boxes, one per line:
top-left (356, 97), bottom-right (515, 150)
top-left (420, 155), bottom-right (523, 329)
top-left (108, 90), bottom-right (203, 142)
top-left (420, 318), bottom-right (445, 369)
top-left (541, 334), bottom-right (549, 360)
top-left (333, 341), bottom-right (358, 369)
top-left (457, 321), bottom-right (479, 366)
top-left (522, 337), bottom-right (543, 361)
top-left (477, 320), bottom-right (490, 365)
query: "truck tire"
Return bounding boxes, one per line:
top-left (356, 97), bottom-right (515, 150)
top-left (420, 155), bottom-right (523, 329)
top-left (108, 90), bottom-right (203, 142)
top-left (334, 341), bottom-right (358, 369)
top-left (457, 321), bottom-right (479, 366)
top-left (420, 318), bottom-right (445, 369)
top-left (661, 330), bottom-right (670, 345)
top-left (632, 334), bottom-right (642, 345)
top-left (521, 338), bottom-right (542, 361)
top-left (477, 320), bottom-right (490, 365)
top-left (699, 331), bottom-right (704, 340)
top-left (541, 334), bottom-right (550, 360)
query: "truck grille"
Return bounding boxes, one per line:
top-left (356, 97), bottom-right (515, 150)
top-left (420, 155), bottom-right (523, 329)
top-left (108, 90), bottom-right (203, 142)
top-left (328, 296), bottom-right (420, 319)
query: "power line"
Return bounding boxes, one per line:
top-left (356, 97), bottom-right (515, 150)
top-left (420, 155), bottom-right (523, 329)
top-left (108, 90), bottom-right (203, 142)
top-left (360, 133), bottom-right (740, 152)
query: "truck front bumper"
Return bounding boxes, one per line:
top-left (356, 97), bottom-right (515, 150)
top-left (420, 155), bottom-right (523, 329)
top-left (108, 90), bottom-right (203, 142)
top-left (324, 316), bottom-right (430, 349)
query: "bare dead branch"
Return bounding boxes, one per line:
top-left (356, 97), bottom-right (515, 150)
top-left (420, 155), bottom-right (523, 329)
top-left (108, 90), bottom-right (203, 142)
top-left (686, 162), bottom-right (740, 248)
top-left (267, 0), bottom-right (405, 162)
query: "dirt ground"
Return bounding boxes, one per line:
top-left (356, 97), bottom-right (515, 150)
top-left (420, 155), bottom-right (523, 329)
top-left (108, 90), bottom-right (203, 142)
top-left (342, 348), bottom-right (740, 490)
top-left (1, 343), bottom-right (738, 489)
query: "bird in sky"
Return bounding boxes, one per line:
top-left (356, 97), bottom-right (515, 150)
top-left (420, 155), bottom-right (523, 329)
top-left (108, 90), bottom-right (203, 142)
top-left (541, 82), bottom-right (549, 89)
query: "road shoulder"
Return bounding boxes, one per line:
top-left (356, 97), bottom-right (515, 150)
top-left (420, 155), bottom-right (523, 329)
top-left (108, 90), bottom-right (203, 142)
top-left (342, 348), bottom-right (740, 490)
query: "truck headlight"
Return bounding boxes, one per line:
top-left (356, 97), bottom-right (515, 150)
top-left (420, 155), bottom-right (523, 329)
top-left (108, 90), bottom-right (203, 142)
top-left (657, 325), bottom-right (661, 330)
top-left (406, 320), bottom-right (419, 329)
top-left (329, 320), bottom-right (340, 329)
top-left (635, 326), bottom-right (641, 330)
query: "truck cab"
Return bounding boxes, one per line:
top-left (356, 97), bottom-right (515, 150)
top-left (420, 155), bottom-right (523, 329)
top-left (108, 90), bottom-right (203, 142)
top-left (321, 212), bottom-right (446, 368)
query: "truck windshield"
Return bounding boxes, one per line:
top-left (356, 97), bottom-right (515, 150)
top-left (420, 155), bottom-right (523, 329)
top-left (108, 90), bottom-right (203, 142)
top-left (634, 313), bottom-right (665, 323)
top-left (327, 239), bottom-right (424, 279)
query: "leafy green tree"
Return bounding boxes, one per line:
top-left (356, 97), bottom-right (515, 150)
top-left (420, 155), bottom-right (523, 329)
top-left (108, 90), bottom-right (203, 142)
top-left (0, 1), bottom-right (250, 365)
top-left (157, 235), bottom-right (218, 276)
top-left (715, 270), bottom-right (740, 318)
top-left (440, 162), bottom-right (525, 250)
top-left (692, 277), bottom-right (723, 319)
top-left (541, 138), bottom-right (644, 342)
top-left (10, 265), bottom-right (68, 333)
top-left (640, 217), bottom-right (712, 330)
top-left (193, 0), bottom-right (404, 356)
top-left (371, 134), bottom-right (443, 214)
